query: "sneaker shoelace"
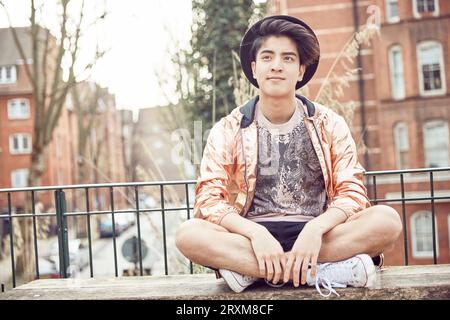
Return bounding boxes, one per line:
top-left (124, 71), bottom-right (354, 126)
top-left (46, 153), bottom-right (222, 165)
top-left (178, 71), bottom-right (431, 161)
top-left (313, 261), bottom-right (355, 297)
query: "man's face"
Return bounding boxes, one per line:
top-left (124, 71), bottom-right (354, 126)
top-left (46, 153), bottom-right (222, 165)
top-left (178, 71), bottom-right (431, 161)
top-left (251, 35), bottom-right (305, 97)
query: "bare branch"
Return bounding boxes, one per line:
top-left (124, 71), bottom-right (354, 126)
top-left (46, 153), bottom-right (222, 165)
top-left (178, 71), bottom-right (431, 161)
top-left (40, 29), bottom-right (50, 121)
top-left (45, 0), bottom-right (70, 133)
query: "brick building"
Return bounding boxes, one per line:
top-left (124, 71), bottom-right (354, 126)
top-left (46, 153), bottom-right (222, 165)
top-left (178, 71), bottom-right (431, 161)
top-left (267, 0), bottom-right (450, 265)
top-left (0, 27), bottom-right (74, 210)
top-left (0, 27), bottom-right (128, 241)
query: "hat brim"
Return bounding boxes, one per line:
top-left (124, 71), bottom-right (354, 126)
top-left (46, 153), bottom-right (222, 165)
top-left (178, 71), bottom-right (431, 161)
top-left (239, 15), bottom-right (320, 90)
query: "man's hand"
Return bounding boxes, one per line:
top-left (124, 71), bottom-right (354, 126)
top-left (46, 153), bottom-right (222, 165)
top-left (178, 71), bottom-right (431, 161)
top-left (249, 227), bottom-right (286, 284)
top-left (219, 213), bottom-right (286, 284)
top-left (283, 223), bottom-right (324, 287)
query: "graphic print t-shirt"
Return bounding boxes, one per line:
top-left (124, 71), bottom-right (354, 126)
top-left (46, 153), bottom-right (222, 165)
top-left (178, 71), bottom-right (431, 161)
top-left (246, 99), bottom-right (327, 222)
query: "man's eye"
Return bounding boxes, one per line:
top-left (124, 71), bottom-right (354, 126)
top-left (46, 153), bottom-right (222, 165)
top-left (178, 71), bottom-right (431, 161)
top-left (285, 56), bottom-right (294, 61)
top-left (261, 56), bottom-right (271, 60)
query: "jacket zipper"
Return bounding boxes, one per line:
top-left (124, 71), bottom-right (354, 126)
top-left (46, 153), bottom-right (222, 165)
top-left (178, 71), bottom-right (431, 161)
top-left (240, 127), bottom-right (249, 215)
top-left (310, 118), bottom-right (331, 201)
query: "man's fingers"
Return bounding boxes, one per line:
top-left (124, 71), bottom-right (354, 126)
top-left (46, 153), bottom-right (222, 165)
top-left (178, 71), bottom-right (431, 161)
top-left (293, 257), bottom-right (302, 287)
top-left (257, 257), bottom-right (265, 278)
top-left (280, 254), bottom-right (287, 276)
top-left (310, 255), bottom-right (318, 280)
top-left (301, 256), bottom-right (310, 285)
top-left (283, 254), bottom-right (294, 283)
top-left (265, 258), bottom-right (274, 281)
top-left (272, 257), bottom-right (282, 284)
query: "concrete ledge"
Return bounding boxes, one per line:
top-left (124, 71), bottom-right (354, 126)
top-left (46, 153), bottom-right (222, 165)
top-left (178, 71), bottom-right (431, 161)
top-left (1, 264), bottom-right (450, 300)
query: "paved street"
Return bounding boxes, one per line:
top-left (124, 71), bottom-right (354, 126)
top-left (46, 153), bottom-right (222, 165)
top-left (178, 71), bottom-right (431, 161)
top-left (0, 211), bottom-right (189, 290)
top-left (78, 211), bottom-right (188, 278)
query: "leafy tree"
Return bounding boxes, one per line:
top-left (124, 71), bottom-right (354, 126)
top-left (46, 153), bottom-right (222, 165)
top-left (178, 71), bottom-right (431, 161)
top-left (185, 0), bottom-right (264, 130)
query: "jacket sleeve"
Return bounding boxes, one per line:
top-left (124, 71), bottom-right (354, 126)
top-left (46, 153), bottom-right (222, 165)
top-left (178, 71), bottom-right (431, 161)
top-left (193, 118), bottom-right (240, 225)
top-left (327, 114), bottom-right (371, 218)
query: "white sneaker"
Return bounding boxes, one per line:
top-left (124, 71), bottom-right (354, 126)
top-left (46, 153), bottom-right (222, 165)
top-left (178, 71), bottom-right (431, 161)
top-left (306, 254), bottom-right (376, 297)
top-left (218, 269), bottom-right (257, 293)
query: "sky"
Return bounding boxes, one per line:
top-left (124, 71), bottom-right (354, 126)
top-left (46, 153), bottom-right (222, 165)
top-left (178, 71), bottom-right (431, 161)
top-left (0, 0), bottom-right (193, 110)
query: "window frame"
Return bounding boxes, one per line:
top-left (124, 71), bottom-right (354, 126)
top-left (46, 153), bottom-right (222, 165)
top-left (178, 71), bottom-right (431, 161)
top-left (11, 169), bottom-right (29, 188)
top-left (394, 122), bottom-right (409, 169)
top-left (7, 98), bottom-right (31, 120)
top-left (423, 120), bottom-right (449, 168)
top-left (385, 0), bottom-right (400, 23)
top-left (388, 45), bottom-right (406, 100)
top-left (417, 41), bottom-right (446, 97)
top-left (448, 214), bottom-right (450, 250)
top-left (411, 211), bottom-right (439, 259)
top-left (413, 0), bottom-right (439, 18)
top-left (0, 65), bottom-right (17, 84)
top-left (9, 133), bottom-right (32, 155)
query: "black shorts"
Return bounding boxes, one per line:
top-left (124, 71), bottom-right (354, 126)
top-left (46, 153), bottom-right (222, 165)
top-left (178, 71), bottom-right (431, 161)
top-left (208, 220), bottom-right (307, 276)
top-left (255, 221), bottom-right (307, 252)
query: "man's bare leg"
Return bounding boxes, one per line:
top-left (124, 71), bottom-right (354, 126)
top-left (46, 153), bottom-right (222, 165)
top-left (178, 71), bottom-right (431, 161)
top-left (175, 205), bottom-right (402, 279)
top-left (318, 205), bottom-right (402, 262)
top-left (176, 218), bottom-right (263, 278)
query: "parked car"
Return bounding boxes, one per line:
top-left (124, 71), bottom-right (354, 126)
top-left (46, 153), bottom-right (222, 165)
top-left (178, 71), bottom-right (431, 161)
top-left (99, 215), bottom-right (134, 238)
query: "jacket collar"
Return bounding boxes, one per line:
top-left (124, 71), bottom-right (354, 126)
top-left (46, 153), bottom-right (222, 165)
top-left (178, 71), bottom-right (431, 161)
top-left (239, 94), bottom-right (316, 128)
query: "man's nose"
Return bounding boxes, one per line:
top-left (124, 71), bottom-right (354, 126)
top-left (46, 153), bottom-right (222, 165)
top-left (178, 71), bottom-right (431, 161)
top-left (271, 57), bottom-right (283, 71)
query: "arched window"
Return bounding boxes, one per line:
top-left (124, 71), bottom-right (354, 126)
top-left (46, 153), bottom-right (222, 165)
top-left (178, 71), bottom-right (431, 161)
top-left (411, 211), bottom-right (439, 258)
top-left (394, 122), bottom-right (409, 169)
top-left (388, 45), bottom-right (405, 100)
top-left (423, 120), bottom-right (449, 167)
top-left (417, 41), bottom-right (446, 96)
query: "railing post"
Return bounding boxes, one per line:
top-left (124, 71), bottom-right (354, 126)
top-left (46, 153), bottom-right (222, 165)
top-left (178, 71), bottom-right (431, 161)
top-left (55, 190), bottom-right (70, 278)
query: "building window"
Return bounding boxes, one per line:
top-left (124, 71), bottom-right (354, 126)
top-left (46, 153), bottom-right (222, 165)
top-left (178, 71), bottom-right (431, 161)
top-left (394, 122), bottom-right (409, 169)
top-left (7, 99), bottom-right (30, 120)
top-left (9, 133), bottom-right (32, 155)
top-left (417, 41), bottom-right (446, 96)
top-left (386, 0), bottom-right (399, 23)
top-left (11, 169), bottom-right (29, 188)
top-left (0, 65), bottom-right (17, 84)
top-left (423, 120), bottom-right (449, 167)
top-left (413, 0), bottom-right (439, 18)
top-left (447, 213), bottom-right (450, 248)
top-left (411, 211), bottom-right (439, 258)
top-left (388, 45), bottom-right (405, 99)
top-left (448, 214), bottom-right (450, 249)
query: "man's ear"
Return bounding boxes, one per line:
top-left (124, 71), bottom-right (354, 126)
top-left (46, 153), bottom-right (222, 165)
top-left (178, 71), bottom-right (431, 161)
top-left (299, 65), bottom-right (306, 80)
top-left (251, 61), bottom-right (256, 79)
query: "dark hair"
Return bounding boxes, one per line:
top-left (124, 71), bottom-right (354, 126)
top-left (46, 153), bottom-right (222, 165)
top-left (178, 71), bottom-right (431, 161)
top-left (249, 18), bottom-right (320, 67)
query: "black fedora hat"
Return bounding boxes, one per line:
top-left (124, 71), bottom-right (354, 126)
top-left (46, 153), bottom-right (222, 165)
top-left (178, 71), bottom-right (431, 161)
top-left (239, 15), bottom-right (320, 90)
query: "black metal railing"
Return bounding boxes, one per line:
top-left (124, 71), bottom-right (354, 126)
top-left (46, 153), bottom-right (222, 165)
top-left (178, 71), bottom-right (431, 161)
top-left (365, 167), bottom-right (450, 266)
top-left (0, 167), bottom-right (449, 290)
top-left (0, 180), bottom-right (196, 289)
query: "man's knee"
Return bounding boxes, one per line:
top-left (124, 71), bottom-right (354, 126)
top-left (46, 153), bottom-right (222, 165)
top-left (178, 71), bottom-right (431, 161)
top-left (175, 218), bottom-right (200, 253)
top-left (175, 218), bottom-right (222, 257)
top-left (372, 205), bottom-right (403, 242)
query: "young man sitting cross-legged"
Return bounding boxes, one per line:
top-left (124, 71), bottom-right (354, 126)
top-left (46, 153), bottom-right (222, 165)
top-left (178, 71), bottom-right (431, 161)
top-left (175, 15), bottom-right (403, 297)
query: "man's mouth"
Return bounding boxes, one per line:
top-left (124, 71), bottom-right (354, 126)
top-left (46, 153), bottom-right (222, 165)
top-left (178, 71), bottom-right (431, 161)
top-left (267, 77), bottom-right (285, 81)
